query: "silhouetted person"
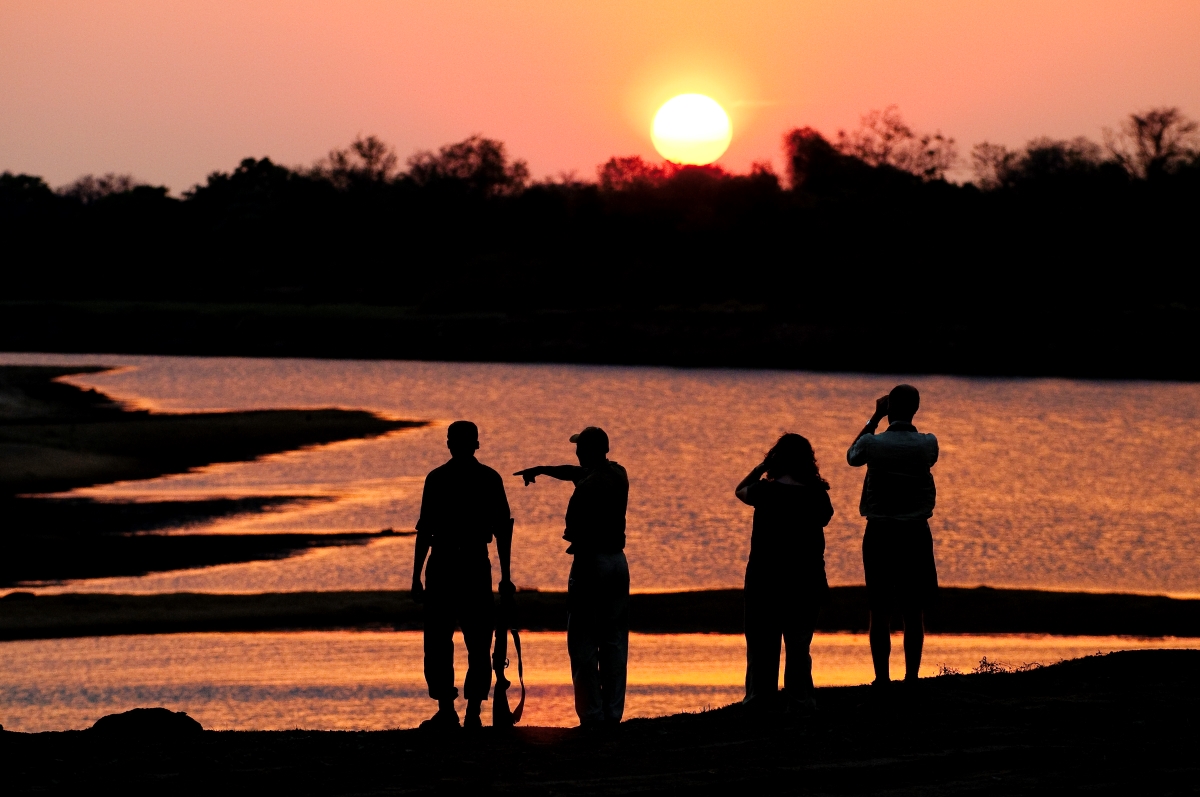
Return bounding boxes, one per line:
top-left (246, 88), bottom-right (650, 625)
top-left (847, 385), bottom-right (939, 686)
top-left (412, 421), bottom-right (513, 729)
top-left (514, 427), bottom-right (629, 728)
top-left (735, 433), bottom-right (834, 712)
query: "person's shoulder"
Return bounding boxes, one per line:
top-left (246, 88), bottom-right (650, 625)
top-left (792, 481), bottom-right (830, 499)
top-left (848, 432), bottom-right (876, 454)
top-left (474, 460), bottom-right (504, 482)
top-left (425, 460), bottom-right (454, 480)
top-left (742, 478), bottom-right (769, 504)
top-left (604, 460), bottom-right (633, 484)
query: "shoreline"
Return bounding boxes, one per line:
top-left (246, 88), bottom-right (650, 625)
top-left (3, 586), bottom-right (1198, 641)
top-left (1, 364), bottom-right (426, 585)
top-left (4, 649), bottom-right (1197, 794)
top-left (4, 299), bottom-right (1199, 381)
top-left (0, 364), bottom-right (425, 495)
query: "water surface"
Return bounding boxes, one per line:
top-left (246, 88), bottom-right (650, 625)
top-left (5, 353), bottom-right (1198, 596)
top-left (2, 631), bottom-right (1191, 732)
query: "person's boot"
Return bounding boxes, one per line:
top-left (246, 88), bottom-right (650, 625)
top-left (781, 688), bottom-right (817, 715)
top-left (463, 700), bottom-right (483, 730)
top-left (420, 699), bottom-right (460, 731)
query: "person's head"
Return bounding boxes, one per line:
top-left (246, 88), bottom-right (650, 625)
top-left (446, 420), bottom-right (480, 458)
top-left (888, 384), bottom-right (920, 424)
top-left (569, 426), bottom-right (609, 467)
top-left (764, 433), bottom-right (829, 488)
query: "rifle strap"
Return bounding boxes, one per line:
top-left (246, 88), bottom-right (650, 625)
top-left (510, 628), bottom-right (526, 723)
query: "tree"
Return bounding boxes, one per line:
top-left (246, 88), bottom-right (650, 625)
top-left (406, 135), bottom-right (529, 197)
top-left (972, 137), bottom-right (1113, 190)
top-left (1019, 137), bottom-right (1106, 180)
top-left (784, 127), bottom-right (908, 194)
top-left (1105, 107), bottom-right (1200, 179)
top-left (57, 173), bottom-right (142, 204)
top-left (597, 156), bottom-right (671, 191)
top-left (971, 143), bottom-right (1021, 190)
top-left (784, 127), bottom-right (842, 190)
top-left (312, 135), bottom-right (400, 190)
top-left (1, 173), bottom-right (55, 204)
top-left (835, 106), bottom-right (957, 181)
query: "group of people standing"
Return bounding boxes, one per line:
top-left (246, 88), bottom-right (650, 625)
top-left (410, 384), bottom-right (939, 729)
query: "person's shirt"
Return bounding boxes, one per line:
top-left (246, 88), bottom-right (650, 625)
top-left (743, 479), bottom-right (833, 566)
top-left (563, 460), bottom-right (629, 555)
top-left (846, 422), bottom-right (938, 519)
top-left (416, 455), bottom-right (511, 559)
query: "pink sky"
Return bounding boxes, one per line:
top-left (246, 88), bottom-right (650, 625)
top-left (2, 1), bottom-right (1198, 192)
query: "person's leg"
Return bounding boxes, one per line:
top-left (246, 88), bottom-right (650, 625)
top-left (743, 584), bottom-right (783, 708)
top-left (595, 612), bottom-right (628, 723)
top-left (422, 591), bottom-right (460, 723)
top-left (567, 557), bottom-right (604, 726)
top-left (567, 609), bottom-right (603, 725)
top-left (902, 607), bottom-right (925, 681)
top-left (863, 522), bottom-right (894, 685)
top-left (868, 604), bottom-right (893, 685)
top-left (459, 571), bottom-right (495, 725)
top-left (782, 598), bottom-right (818, 701)
top-left (900, 519), bottom-right (935, 683)
top-left (595, 553), bottom-right (630, 723)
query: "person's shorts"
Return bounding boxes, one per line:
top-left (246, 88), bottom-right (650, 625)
top-left (862, 518), bottom-right (938, 611)
top-left (423, 552), bottom-right (494, 622)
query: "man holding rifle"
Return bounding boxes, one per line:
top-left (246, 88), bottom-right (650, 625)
top-left (412, 420), bottom-right (513, 730)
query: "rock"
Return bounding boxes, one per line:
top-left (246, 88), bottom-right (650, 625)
top-left (2, 591), bottom-right (36, 601)
top-left (89, 707), bottom-right (203, 737)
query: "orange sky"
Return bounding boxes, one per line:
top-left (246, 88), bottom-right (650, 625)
top-left (3, 1), bottom-right (1198, 191)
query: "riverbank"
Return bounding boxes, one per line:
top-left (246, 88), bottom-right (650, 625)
top-left (4, 299), bottom-right (1199, 380)
top-left (0, 365), bottom-right (424, 495)
top-left (2, 649), bottom-right (1195, 795)
top-left (1, 365), bottom-right (425, 585)
top-left (3, 586), bottom-right (1198, 640)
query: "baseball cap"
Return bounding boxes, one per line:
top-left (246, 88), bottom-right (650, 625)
top-left (569, 426), bottom-right (609, 453)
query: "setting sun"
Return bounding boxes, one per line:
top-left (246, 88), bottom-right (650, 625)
top-left (651, 94), bottom-right (732, 165)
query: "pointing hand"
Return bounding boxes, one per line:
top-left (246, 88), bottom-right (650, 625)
top-left (514, 468), bottom-right (539, 486)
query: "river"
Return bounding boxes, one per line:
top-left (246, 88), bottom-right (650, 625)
top-left (3, 352), bottom-right (1198, 597)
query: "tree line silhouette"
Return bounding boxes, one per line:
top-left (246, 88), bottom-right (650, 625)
top-left (2, 107), bottom-right (1198, 376)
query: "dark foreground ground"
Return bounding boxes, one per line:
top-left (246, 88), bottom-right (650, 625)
top-left (4, 587), bottom-right (1199, 640)
top-left (2, 649), bottom-right (1196, 795)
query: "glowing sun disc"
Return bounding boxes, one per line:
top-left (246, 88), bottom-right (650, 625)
top-left (651, 94), bottom-right (732, 165)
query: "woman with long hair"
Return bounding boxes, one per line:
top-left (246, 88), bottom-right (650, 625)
top-left (735, 432), bottom-right (833, 711)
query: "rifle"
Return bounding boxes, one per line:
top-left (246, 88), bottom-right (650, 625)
top-left (493, 518), bottom-right (525, 727)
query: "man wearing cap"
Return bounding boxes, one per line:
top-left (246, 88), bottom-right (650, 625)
top-left (847, 384), bottom-right (939, 687)
top-left (412, 420), bottom-right (513, 729)
top-left (515, 426), bottom-right (630, 728)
